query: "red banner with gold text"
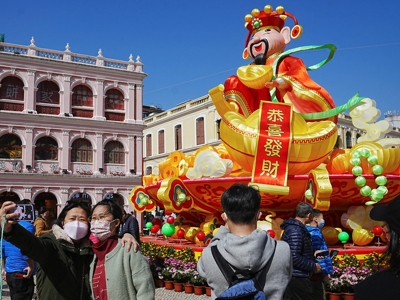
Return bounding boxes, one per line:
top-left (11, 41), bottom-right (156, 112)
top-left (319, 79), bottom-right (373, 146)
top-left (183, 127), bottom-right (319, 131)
top-left (250, 101), bottom-right (293, 195)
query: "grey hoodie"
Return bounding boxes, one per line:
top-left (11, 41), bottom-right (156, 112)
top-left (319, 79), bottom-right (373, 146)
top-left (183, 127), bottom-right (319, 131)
top-left (197, 226), bottom-right (292, 300)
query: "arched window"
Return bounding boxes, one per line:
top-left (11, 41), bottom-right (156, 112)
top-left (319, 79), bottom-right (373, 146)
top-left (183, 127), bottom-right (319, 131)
top-left (105, 89), bottom-right (124, 110)
top-left (71, 139), bottom-right (93, 163)
top-left (0, 77), bottom-right (24, 112)
top-left (196, 117), bottom-right (205, 145)
top-left (0, 77), bottom-right (24, 101)
top-left (35, 136), bottom-right (58, 161)
top-left (36, 81), bottom-right (60, 115)
top-left (158, 130), bottom-right (164, 154)
top-left (72, 85), bottom-right (93, 107)
top-left (105, 89), bottom-right (125, 121)
top-left (104, 141), bottom-right (125, 164)
top-left (0, 134), bottom-right (22, 159)
top-left (146, 166), bottom-right (152, 175)
top-left (346, 132), bottom-right (352, 149)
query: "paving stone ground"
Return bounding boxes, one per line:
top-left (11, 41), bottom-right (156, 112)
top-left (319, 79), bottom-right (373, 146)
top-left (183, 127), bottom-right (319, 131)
top-left (1, 284), bottom-right (210, 300)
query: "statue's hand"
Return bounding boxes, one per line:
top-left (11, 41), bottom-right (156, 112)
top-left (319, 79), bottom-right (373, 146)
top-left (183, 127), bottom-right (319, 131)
top-left (264, 80), bottom-right (280, 89)
top-left (265, 78), bottom-right (288, 90)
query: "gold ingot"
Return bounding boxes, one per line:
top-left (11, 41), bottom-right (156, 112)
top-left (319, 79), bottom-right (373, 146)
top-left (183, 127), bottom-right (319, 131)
top-left (245, 14), bottom-right (253, 22)
top-left (280, 15), bottom-right (287, 21)
top-left (251, 9), bottom-right (260, 17)
top-left (276, 6), bottom-right (284, 14)
top-left (352, 228), bottom-right (374, 246)
top-left (264, 5), bottom-right (273, 13)
top-left (237, 65), bottom-right (273, 90)
top-left (321, 226), bottom-right (340, 246)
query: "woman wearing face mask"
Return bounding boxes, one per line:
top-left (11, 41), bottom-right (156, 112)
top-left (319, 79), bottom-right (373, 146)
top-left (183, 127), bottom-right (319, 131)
top-left (306, 209), bottom-right (333, 300)
top-left (0, 200), bottom-right (138, 300)
top-left (90, 200), bottom-right (155, 300)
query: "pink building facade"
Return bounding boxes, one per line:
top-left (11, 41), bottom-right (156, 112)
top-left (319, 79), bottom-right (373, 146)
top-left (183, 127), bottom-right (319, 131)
top-left (0, 37), bottom-right (146, 219)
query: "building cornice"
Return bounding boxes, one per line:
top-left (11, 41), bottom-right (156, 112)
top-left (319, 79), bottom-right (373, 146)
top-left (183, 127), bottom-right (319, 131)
top-left (0, 111), bottom-right (146, 133)
top-left (144, 97), bottom-right (212, 129)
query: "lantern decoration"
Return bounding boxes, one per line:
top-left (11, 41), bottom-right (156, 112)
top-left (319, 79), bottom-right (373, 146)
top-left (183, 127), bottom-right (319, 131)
top-left (162, 223), bottom-right (175, 237)
top-left (267, 230), bottom-right (276, 239)
top-left (151, 225), bottom-right (160, 234)
top-left (338, 232), bottom-right (349, 244)
top-left (151, 218), bottom-right (162, 228)
top-left (373, 226), bottom-right (383, 247)
top-left (177, 229), bottom-right (185, 239)
top-left (196, 231), bottom-right (206, 246)
top-left (349, 148), bottom-right (388, 205)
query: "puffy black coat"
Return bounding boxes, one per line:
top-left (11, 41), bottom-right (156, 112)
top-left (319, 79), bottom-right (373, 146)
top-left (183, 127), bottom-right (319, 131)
top-left (280, 218), bottom-right (315, 278)
top-left (119, 214), bottom-right (140, 242)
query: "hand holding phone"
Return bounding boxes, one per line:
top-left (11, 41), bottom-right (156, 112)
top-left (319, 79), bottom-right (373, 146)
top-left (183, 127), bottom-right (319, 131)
top-left (8, 204), bottom-right (35, 222)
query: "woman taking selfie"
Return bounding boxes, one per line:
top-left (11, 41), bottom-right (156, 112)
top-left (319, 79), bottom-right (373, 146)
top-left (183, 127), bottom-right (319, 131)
top-left (90, 199), bottom-right (154, 299)
top-left (0, 200), bottom-right (138, 300)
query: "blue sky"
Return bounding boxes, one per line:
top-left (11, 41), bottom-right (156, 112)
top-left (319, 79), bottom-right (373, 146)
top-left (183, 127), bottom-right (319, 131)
top-left (2, 0), bottom-right (400, 116)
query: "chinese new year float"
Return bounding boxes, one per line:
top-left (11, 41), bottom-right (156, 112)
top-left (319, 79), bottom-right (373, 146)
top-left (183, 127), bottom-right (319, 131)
top-left (131, 4), bottom-right (400, 260)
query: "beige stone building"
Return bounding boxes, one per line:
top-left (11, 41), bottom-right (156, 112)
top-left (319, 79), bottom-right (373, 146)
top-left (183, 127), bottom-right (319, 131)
top-left (143, 97), bottom-right (400, 175)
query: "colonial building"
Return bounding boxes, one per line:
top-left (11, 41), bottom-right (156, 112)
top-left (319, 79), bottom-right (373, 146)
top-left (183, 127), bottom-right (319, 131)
top-left (0, 37), bottom-right (146, 217)
top-left (143, 96), bottom-right (400, 175)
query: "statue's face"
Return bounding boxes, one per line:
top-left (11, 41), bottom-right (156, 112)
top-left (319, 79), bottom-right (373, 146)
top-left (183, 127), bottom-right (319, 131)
top-left (247, 28), bottom-right (290, 64)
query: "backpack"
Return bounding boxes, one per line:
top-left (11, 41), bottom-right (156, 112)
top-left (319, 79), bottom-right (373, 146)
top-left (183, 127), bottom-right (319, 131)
top-left (211, 240), bottom-right (277, 300)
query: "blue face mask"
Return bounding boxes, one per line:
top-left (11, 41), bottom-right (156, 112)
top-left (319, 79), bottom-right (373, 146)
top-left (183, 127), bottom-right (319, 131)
top-left (318, 219), bottom-right (325, 229)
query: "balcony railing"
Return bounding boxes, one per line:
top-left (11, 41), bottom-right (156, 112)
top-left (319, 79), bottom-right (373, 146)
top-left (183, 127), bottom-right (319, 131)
top-left (144, 96), bottom-right (211, 124)
top-left (0, 37), bottom-right (144, 73)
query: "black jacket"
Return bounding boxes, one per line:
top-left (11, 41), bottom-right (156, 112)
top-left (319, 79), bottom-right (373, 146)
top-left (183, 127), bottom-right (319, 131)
top-left (354, 270), bottom-right (400, 299)
top-left (119, 214), bottom-right (140, 242)
top-left (5, 223), bottom-right (93, 300)
top-left (280, 218), bottom-right (315, 277)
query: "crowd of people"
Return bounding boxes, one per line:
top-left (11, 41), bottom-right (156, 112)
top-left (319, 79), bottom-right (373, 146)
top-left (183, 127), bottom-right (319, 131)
top-left (1, 199), bottom-right (153, 300)
top-left (1, 184), bottom-right (399, 300)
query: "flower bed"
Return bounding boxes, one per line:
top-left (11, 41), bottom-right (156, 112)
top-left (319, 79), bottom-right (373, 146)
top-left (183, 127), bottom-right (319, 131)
top-left (327, 252), bottom-right (389, 294)
top-left (143, 241), bottom-right (207, 290)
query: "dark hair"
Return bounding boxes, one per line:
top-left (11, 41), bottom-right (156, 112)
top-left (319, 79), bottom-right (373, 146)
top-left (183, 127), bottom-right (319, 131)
top-left (311, 209), bottom-right (322, 220)
top-left (18, 199), bottom-right (32, 205)
top-left (39, 206), bottom-right (49, 215)
top-left (385, 228), bottom-right (400, 274)
top-left (296, 202), bottom-right (313, 218)
top-left (55, 201), bottom-right (92, 229)
top-left (92, 200), bottom-right (123, 234)
top-left (221, 184), bottom-right (261, 224)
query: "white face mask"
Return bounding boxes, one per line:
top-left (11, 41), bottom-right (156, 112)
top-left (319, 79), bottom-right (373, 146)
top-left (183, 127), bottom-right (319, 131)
top-left (91, 219), bottom-right (117, 242)
top-left (63, 221), bottom-right (89, 241)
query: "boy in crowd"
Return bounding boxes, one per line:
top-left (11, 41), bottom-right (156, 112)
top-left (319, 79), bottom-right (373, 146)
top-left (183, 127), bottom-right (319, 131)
top-left (306, 209), bottom-right (333, 300)
top-left (198, 184), bottom-right (292, 300)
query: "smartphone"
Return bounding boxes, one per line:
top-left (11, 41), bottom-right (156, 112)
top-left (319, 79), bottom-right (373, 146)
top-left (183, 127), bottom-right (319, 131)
top-left (315, 250), bottom-right (330, 257)
top-left (8, 204), bottom-right (35, 222)
top-left (330, 250), bottom-right (339, 258)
